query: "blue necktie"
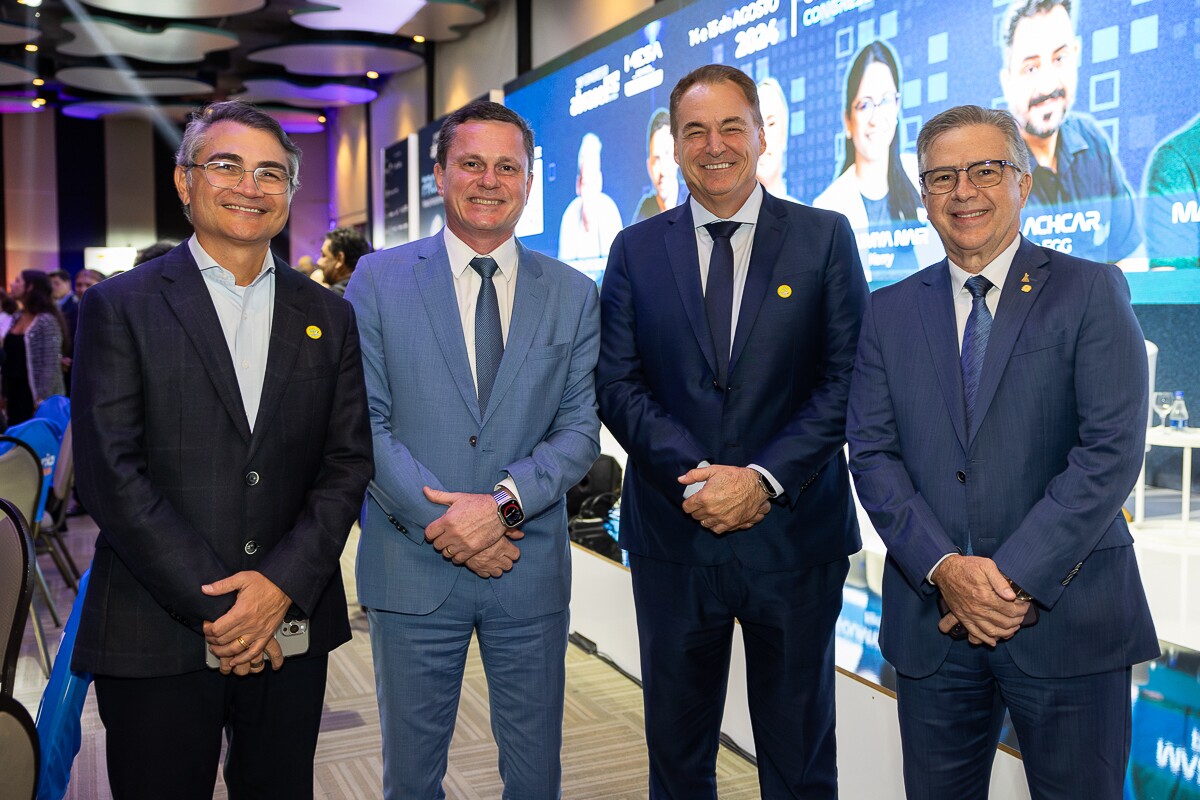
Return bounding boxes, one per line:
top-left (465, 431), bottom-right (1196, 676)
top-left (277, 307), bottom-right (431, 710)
top-left (961, 274), bottom-right (994, 436)
top-left (470, 256), bottom-right (503, 414)
top-left (704, 221), bottom-right (742, 388)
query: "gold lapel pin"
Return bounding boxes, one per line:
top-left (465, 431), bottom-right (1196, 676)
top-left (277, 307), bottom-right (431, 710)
top-left (777, 284), bottom-right (792, 298)
top-left (306, 325), bottom-right (322, 339)
top-left (1021, 285), bottom-right (1032, 293)
top-left (1021, 272), bottom-right (1030, 282)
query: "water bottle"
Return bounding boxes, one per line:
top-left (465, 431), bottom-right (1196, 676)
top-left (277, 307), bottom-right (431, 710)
top-left (1168, 391), bottom-right (1189, 429)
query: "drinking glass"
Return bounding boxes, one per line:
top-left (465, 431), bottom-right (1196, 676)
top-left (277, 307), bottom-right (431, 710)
top-left (1154, 392), bottom-right (1175, 428)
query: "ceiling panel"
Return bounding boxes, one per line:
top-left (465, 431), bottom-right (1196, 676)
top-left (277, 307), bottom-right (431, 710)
top-left (59, 19), bottom-right (239, 64)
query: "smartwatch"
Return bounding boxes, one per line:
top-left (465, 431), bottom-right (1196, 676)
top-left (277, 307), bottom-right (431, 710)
top-left (493, 487), bottom-right (525, 528)
top-left (757, 472), bottom-right (779, 499)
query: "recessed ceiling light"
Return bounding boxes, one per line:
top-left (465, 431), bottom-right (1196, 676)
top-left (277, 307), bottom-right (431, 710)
top-left (366, 70), bottom-right (379, 80)
top-left (18, 0), bottom-right (43, 6)
top-left (25, 44), bottom-right (39, 52)
top-left (32, 78), bottom-right (44, 86)
top-left (317, 114), bottom-right (327, 124)
top-left (412, 35), bottom-right (426, 44)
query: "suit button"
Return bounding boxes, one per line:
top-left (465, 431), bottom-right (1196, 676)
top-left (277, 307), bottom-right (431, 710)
top-left (244, 540), bottom-right (260, 555)
top-left (245, 471), bottom-right (260, 486)
top-left (712, 379), bottom-right (721, 390)
top-left (955, 470), bottom-right (966, 483)
top-left (469, 436), bottom-right (478, 447)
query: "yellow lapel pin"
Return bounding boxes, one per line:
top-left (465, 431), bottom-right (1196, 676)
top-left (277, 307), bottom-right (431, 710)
top-left (306, 325), bottom-right (322, 339)
top-left (777, 284), bottom-right (792, 298)
top-left (1020, 272), bottom-right (1032, 293)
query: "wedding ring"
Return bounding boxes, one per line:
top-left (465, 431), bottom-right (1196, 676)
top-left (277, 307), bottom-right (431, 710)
top-left (237, 636), bottom-right (251, 651)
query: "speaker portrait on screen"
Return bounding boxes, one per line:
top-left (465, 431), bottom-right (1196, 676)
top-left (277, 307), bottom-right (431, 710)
top-left (755, 77), bottom-right (800, 204)
top-left (558, 132), bottom-right (624, 267)
top-left (1143, 113), bottom-right (1200, 271)
top-left (812, 40), bottom-right (941, 285)
top-left (999, 0), bottom-right (1144, 269)
top-left (631, 108), bottom-right (683, 224)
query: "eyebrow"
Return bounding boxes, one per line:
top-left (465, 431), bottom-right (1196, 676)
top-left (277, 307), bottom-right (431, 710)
top-left (203, 151), bottom-right (290, 171)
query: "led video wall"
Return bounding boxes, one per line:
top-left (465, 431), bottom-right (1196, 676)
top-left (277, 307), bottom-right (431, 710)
top-left (503, 0), bottom-right (1200, 303)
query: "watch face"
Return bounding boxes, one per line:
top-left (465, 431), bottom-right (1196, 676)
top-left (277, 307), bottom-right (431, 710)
top-left (499, 501), bottom-right (524, 528)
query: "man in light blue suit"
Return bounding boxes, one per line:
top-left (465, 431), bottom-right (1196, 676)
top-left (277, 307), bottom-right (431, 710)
top-left (346, 100), bottom-right (600, 799)
top-left (847, 105), bottom-right (1158, 798)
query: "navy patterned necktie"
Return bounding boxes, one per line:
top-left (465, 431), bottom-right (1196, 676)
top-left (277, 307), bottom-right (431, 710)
top-left (704, 221), bottom-right (742, 387)
top-left (470, 256), bottom-right (503, 414)
top-left (961, 274), bottom-right (994, 436)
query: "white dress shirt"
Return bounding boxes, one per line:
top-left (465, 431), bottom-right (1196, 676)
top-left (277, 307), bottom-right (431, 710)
top-left (442, 227), bottom-right (523, 504)
top-left (685, 185), bottom-right (781, 497)
top-left (188, 236), bottom-right (275, 432)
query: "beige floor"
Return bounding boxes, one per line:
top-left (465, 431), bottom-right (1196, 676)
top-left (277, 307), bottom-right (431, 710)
top-left (11, 515), bottom-right (761, 799)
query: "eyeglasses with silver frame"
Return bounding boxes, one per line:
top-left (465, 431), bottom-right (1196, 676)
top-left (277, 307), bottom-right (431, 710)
top-left (919, 160), bottom-right (1020, 195)
top-left (187, 160), bottom-right (294, 195)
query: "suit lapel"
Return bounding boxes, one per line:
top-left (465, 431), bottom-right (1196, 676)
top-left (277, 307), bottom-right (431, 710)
top-left (161, 250), bottom-right (252, 444)
top-left (664, 204), bottom-right (719, 379)
top-left (917, 263), bottom-right (969, 452)
top-left (969, 238), bottom-right (1050, 442)
top-left (414, 240), bottom-right (481, 421)
top-left (730, 191), bottom-right (785, 372)
top-left (248, 259), bottom-right (304, 457)
top-left (482, 242), bottom-right (546, 426)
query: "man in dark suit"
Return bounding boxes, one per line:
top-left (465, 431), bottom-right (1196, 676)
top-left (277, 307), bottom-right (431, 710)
top-left (847, 105), bottom-right (1158, 798)
top-left (71, 100), bottom-right (373, 799)
top-left (597, 64), bottom-right (868, 798)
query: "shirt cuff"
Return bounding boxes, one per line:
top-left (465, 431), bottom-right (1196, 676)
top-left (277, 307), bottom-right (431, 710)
top-left (495, 477), bottom-right (522, 508)
top-left (926, 553), bottom-right (957, 585)
top-left (747, 464), bottom-right (782, 497)
top-left (682, 460), bottom-right (710, 500)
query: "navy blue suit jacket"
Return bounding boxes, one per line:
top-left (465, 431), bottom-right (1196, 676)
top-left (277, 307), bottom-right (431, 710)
top-left (847, 237), bottom-right (1159, 679)
top-left (71, 244), bottom-right (374, 677)
top-left (597, 190), bottom-right (868, 570)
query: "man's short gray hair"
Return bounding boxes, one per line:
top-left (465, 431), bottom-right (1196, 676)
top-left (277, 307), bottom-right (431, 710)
top-left (916, 105), bottom-right (1032, 176)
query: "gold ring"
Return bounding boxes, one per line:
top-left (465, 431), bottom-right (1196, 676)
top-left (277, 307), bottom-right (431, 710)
top-left (446, 548), bottom-right (455, 557)
top-left (237, 636), bottom-right (251, 651)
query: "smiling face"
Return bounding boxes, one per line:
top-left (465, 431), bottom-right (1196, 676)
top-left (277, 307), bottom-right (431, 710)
top-left (434, 120), bottom-right (532, 254)
top-left (921, 124), bottom-right (1032, 272)
top-left (846, 61), bottom-right (900, 166)
top-left (174, 120), bottom-right (292, 258)
top-left (756, 81), bottom-right (788, 190)
top-left (674, 79), bottom-right (766, 219)
top-left (1001, 5), bottom-right (1079, 140)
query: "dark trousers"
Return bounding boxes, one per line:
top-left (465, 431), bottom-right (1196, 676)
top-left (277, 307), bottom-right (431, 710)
top-left (94, 655), bottom-right (328, 800)
top-left (896, 639), bottom-right (1132, 799)
top-left (630, 553), bottom-right (848, 800)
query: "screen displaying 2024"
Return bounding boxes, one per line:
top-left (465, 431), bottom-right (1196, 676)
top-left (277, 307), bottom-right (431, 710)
top-left (503, 0), bottom-right (1200, 304)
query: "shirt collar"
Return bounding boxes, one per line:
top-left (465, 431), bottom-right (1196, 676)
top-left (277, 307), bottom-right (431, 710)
top-left (188, 235), bottom-right (275, 287)
top-left (947, 233), bottom-right (1021, 297)
top-left (690, 183), bottom-right (764, 230)
top-left (443, 227), bottom-right (519, 284)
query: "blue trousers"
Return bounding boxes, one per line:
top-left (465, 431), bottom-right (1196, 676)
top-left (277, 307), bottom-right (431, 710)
top-left (897, 637), bottom-right (1133, 799)
top-left (368, 572), bottom-right (568, 800)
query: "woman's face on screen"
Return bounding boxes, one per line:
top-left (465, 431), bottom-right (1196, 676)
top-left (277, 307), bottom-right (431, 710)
top-left (846, 61), bottom-right (899, 167)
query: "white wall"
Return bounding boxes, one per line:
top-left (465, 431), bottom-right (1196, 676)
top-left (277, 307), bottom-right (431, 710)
top-left (530, 0), bottom-right (654, 69)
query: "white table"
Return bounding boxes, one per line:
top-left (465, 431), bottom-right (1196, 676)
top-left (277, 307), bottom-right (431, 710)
top-left (1135, 427), bottom-right (1200, 524)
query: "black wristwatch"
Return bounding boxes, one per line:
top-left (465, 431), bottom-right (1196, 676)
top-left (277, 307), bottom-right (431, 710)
top-left (756, 472), bottom-right (779, 499)
top-left (493, 487), bottom-right (525, 528)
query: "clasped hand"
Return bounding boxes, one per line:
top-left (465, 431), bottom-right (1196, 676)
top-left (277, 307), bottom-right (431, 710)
top-left (933, 555), bottom-right (1031, 647)
top-left (678, 465), bottom-right (771, 535)
top-left (202, 571), bottom-right (291, 676)
top-left (424, 487), bottom-right (523, 578)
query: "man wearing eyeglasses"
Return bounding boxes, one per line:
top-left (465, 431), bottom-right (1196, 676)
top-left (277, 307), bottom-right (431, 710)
top-left (999, 0), bottom-right (1143, 269)
top-left (71, 100), bottom-right (373, 799)
top-left (847, 104), bottom-right (1157, 798)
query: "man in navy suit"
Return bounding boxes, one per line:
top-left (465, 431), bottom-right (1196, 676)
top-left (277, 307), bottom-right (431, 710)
top-left (597, 64), bottom-right (868, 798)
top-left (847, 105), bottom-right (1158, 798)
top-left (347, 101), bottom-right (600, 799)
top-left (72, 100), bottom-right (373, 798)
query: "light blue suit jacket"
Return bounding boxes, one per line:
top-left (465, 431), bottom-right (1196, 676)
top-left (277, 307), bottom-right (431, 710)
top-left (347, 233), bottom-right (601, 620)
top-left (848, 237), bottom-right (1158, 679)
